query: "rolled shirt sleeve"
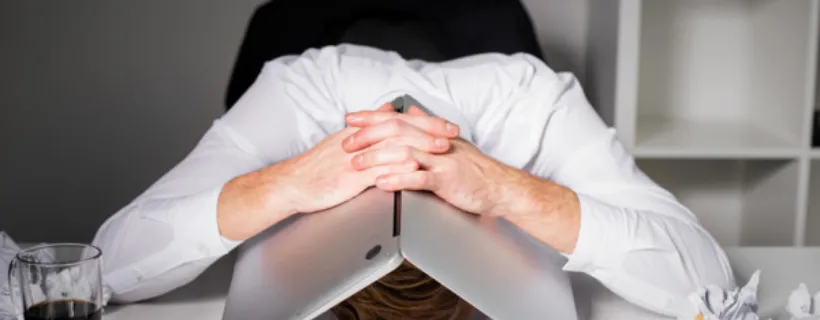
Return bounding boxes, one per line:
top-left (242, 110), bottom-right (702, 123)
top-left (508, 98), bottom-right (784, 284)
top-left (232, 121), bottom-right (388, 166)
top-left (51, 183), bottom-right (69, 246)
top-left (433, 53), bottom-right (735, 316)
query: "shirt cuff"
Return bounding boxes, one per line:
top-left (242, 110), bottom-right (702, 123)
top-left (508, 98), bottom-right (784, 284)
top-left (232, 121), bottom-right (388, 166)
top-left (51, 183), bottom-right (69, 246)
top-left (169, 186), bottom-right (240, 258)
top-left (562, 193), bottom-right (618, 272)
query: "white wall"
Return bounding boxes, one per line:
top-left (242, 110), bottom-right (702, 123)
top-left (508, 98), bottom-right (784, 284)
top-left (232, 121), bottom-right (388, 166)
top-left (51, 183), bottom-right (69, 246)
top-left (523, 0), bottom-right (590, 83)
top-left (0, 0), bottom-right (590, 242)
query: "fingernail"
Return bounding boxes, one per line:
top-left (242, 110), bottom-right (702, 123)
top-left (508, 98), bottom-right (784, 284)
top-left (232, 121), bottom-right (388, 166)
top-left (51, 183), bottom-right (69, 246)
top-left (435, 138), bottom-right (448, 148)
top-left (346, 114), bottom-right (361, 122)
top-left (446, 123), bottom-right (458, 134)
top-left (344, 136), bottom-right (355, 146)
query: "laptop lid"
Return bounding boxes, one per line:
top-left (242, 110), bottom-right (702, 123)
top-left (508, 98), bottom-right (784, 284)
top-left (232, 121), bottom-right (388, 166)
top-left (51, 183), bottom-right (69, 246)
top-left (222, 188), bottom-right (403, 320)
top-left (399, 190), bottom-right (579, 320)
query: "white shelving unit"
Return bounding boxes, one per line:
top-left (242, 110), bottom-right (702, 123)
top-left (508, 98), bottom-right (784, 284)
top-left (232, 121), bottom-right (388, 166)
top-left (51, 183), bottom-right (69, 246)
top-left (587, 0), bottom-right (820, 246)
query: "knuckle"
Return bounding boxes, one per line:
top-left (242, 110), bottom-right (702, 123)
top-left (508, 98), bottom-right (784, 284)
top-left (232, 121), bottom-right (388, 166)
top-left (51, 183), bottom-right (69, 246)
top-left (439, 158), bottom-right (456, 170)
top-left (431, 165), bottom-right (446, 174)
top-left (353, 154), bottom-right (368, 168)
top-left (425, 136), bottom-right (439, 149)
top-left (363, 151), bottom-right (376, 164)
top-left (350, 130), bottom-right (365, 143)
top-left (381, 138), bottom-right (396, 148)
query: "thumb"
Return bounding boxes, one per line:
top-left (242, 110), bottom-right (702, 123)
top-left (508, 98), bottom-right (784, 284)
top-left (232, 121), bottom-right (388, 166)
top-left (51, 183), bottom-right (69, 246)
top-left (376, 102), bottom-right (396, 112)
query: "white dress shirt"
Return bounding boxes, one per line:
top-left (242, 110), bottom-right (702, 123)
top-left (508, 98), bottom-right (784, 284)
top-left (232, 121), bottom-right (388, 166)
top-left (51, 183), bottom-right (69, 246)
top-left (92, 44), bottom-right (734, 318)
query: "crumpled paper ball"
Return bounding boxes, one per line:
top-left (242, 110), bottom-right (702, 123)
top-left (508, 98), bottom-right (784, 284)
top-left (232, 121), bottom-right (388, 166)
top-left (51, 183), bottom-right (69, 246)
top-left (681, 270), bottom-right (762, 320)
top-left (786, 283), bottom-right (820, 320)
top-left (0, 232), bottom-right (23, 320)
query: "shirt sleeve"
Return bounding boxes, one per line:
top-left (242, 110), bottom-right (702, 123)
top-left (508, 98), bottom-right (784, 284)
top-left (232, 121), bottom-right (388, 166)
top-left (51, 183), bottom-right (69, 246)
top-left (92, 45), bottom-right (412, 304)
top-left (91, 54), bottom-right (324, 303)
top-left (439, 54), bottom-right (735, 317)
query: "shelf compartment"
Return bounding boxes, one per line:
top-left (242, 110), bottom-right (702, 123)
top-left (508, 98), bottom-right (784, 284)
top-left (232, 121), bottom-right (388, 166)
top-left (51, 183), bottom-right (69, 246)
top-left (637, 159), bottom-right (799, 246)
top-left (634, 0), bottom-right (814, 151)
top-left (633, 115), bottom-right (802, 158)
top-left (805, 160), bottom-right (820, 245)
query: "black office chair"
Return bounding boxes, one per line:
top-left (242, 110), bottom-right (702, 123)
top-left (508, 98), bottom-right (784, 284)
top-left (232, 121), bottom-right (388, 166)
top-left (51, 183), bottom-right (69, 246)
top-left (224, 0), bottom-right (544, 111)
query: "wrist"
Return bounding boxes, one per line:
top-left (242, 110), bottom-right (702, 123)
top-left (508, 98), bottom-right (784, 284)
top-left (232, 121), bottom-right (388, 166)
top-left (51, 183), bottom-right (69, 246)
top-left (216, 163), bottom-right (300, 241)
top-left (259, 161), bottom-right (301, 220)
top-left (487, 167), bottom-right (540, 217)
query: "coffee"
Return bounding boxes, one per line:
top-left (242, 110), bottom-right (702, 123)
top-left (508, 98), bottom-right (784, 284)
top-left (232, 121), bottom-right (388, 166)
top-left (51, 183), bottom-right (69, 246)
top-left (23, 300), bottom-right (101, 320)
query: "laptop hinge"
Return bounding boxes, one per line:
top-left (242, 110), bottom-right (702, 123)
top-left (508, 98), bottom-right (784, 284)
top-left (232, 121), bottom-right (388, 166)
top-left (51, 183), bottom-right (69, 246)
top-left (390, 95), bottom-right (409, 237)
top-left (392, 191), bottom-right (401, 237)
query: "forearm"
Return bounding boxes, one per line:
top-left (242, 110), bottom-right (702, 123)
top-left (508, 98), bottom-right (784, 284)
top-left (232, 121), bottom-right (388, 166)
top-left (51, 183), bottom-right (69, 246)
top-left (97, 166), bottom-right (298, 302)
top-left (500, 175), bottom-right (734, 316)
top-left (499, 172), bottom-right (581, 254)
top-left (217, 162), bottom-right (299, 241)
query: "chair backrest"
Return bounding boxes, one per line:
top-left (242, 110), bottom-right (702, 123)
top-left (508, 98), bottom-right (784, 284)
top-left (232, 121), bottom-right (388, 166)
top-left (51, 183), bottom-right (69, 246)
top-left (224, 0), bottom-right (545, 110)
top-left (339, 18), bottom-right (445, 61)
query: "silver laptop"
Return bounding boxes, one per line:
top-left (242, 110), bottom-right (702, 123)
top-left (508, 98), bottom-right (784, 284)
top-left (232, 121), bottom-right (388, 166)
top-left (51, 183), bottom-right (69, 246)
top-left (222, 189), bottom-right (578, 320)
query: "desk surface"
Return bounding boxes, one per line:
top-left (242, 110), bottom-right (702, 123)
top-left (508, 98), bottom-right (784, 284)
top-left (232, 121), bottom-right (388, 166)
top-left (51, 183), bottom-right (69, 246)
top-left (99, 247), bottom-right (820, 320)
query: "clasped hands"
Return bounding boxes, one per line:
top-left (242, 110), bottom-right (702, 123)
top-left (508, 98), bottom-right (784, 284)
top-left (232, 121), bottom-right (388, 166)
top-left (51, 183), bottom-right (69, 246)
top-left (224, 102), bottom-right (578, 252)
top-left (284, 103), bottom-right (530, 218)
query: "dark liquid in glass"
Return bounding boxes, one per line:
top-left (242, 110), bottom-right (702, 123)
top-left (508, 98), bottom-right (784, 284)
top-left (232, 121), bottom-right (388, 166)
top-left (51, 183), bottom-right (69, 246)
top-left (23, 300), bottom-right (101, 320)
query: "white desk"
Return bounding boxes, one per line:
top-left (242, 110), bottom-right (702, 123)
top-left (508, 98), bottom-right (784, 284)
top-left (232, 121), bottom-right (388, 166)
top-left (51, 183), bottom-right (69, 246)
top-left (99, 247), bottom-right (820, 320)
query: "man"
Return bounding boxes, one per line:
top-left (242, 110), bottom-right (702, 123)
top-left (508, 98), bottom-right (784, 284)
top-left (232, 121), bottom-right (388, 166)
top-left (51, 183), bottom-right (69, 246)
top-left (92, 45), bottom-right (734, 318)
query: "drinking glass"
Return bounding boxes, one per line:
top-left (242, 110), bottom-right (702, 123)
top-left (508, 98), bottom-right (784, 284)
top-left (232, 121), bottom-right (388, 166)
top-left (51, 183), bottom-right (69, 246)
top-left (7, 243), bottom-right (103, 320)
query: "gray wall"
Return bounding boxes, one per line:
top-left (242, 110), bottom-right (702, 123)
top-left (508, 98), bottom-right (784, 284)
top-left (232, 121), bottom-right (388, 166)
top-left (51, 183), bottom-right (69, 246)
top-left (0, 0), bottom-right (590, 243)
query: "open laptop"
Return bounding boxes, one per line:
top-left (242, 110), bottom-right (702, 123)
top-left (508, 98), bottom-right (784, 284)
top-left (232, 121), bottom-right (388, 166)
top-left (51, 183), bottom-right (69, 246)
top-left (222, 187), bottom-right (578, 320)
top-left (222, 95), bottom-right (578, 319)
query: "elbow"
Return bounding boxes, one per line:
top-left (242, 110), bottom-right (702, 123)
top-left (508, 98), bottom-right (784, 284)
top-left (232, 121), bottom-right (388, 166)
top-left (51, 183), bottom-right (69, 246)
top-left (665, 215), bottom-right (735, 290)
top-left (691, 229), bottom-right (735, 290)
top-left (109, 286), bottom-right (177, 305)
top-left (107, 258), bottom-right (214, 304)
top-left (109, 291), bottom-right (156, 305)
top-left (635, 215), bottom-right (736, 315)
top-left (584, 207), bottom-right (735, 316)
top-left (642, 212), bottom-right (736, 291)
top-left (109, 281), bottom-right (180, 304)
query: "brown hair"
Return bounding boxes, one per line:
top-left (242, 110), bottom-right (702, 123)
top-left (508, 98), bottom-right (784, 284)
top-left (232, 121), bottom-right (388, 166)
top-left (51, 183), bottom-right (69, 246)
top-left (331, 260), bottom-right (472, 320)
